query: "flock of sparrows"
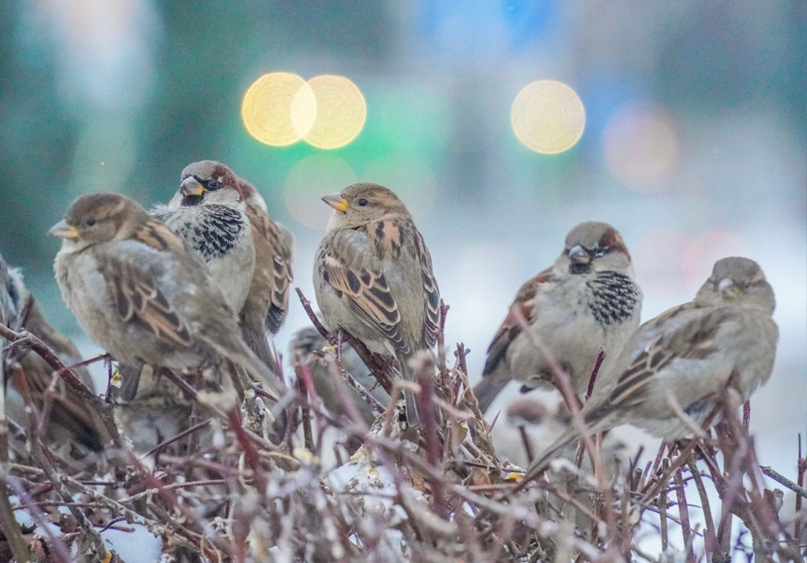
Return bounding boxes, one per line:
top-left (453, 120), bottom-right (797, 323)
top-left (0, 158), bottom-right (779, 477)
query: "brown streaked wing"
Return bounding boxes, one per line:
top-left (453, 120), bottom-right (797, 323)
top-left (607, 304), bottom-right (731, 407)
top-left (481, 269), bottom-right (551, 376)
top-left (267, 222), bottom-right (293, 334)
top-left (101, 258), bottom-right (192, 348)
top-left (413, 228), bottom-right (441, 348)
top-left (321, 242), bottom-right (409, 354)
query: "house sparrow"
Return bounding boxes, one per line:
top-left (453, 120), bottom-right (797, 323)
top-left (153, 160), bottom-right (256, 316)
top-left (289, 326), bottom-right (390, 425)
top-left (234, 178), bottom-right (294, 370)
top-left (50, 193), bottom-right (283, 405)
top-left (475, 222), bottom-right (642, 413)
top-left (313, 183), bottom-right (441, 425)
top-left (524, 257), bottom-right (778, 478)
top-left (2, 264), bottom-right (106, 451)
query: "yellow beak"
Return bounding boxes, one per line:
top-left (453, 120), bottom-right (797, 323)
top-left (322, 193), bottom-right (349, 213)
top-left (48, 219), bottom-right (79, 240)
top-left (180, 177), bottom-right (206, 197)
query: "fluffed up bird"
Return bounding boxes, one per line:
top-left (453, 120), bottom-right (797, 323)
top-left (50, 193), bottom-right (284, 405)
top-left (313, 183), bottom-right (441, 425)
top-left (235, 178), bottom-right (294, 370)
top-left (523, 256), bottom-right (778, 479)
top-left (1, 262), bottom-right (106, 452)
top-left (474, 222), bottom-right (642, 413)
top-left (153, 160), bottom-right (256, 316)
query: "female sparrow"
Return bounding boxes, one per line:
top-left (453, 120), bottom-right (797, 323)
top-left (313, 183), bottom-right (441, 425)
top-left (289, 326), bottom-right (390, 425)
top-left (234, 178), bottom-right (294, 370)
top-left (475, 222), bottom-right (642, 412)
top-left (50, 193), bottom-right (282, 400)
top-left (2, 263), bottom-right (106, 451)
top-left (153, 160), bottom-right (256, 316)
top-left (524, 256), bottom-right (778, 477)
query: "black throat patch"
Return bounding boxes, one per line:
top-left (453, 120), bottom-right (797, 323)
top-left (174, 205), bottom-right (246, 261)
top-left (586, 271), bottom-right (641, 325)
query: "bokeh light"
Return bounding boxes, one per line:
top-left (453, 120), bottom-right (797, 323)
top-left (283, 154), bottom-right (357, 229)
top-left (680, 230), bottom-right (747, 293)
top-left (299, 75), bottom-right (367, 149)
top-left (510, 80), bottom-right (586, 154)
top-left (603, 103), bottom-right (679, 192)
top-left (241, 72), bottom-right (315, 146)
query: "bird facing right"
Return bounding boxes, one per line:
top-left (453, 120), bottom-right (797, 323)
top-left (474, 222), bottom-right (643, 413)
top-left (523, 256), bottom-right (778, 478)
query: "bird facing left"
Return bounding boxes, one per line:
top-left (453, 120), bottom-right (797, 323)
top-left (49, 193), bottom-right (284, 403)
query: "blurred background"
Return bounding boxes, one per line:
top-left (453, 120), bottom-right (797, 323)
top-left (1, 0), bottom-right (804, 531)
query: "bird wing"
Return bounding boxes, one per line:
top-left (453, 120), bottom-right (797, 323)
top-left (320, 228), bottom-right (409, 354)
top-left (413, 228), bottom-right (441, 348)
top-left (481, 267), bottom-right (553, 376)
top-left (267, 222), bottom-right (294, 334)
top-left (605, 303), bottom-right (732, 409)
top-left (101, 221), bottom-right (192, 347)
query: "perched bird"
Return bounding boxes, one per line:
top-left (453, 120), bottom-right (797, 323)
top-left (524, 257), bottom-right (778, 478)
top-left (313, 183), bottom-right (441, 425)
top-left (153, 160), bottom-right (256, 316)
top-left (50, 193), bottom-right (283, 405)
top-left (2, 263), bottom-right (106, 451)
top-left (234, 178), bottom-right (294, 370)
top-left (475, 222), bottom-right (642, 412)
top-left (289, 326), bottom-right (390, 425)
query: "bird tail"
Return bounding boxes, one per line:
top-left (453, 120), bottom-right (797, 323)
top-left (208, 334), bottom-right (286, 401)
top-left (472, 376), bottom-right (511, 413)
top-left (240, 315), bottom-right (279, 374)
top-left (397, 350), bottom-right (442, 428)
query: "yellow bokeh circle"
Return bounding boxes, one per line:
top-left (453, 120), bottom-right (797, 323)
top-left (511, 80), bottom-right (586, 154)
top-left (242, 72), bottom-right (366, 149)
top-left (241, 72), bottom-right (315, 147)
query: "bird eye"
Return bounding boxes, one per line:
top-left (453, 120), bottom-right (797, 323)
top-left (593, 246), bottom-right (607, 258)
top-left (207, 179), bottom-right (220, 190)
top-left (357, 198), bottom-right (368, 206)
top-left (85, 217), bottom-right (96, 227)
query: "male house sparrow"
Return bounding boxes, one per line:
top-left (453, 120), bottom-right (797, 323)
top-left (153, 160), bottom-right (256, 316)
top-left (2, 263), bottom-right (106, 451)
top-left (474, 222), bottom-right (642, 413)
top-left (524, 256), bottom-right (778, 478)
top-left (50, 193), bottom-right (282, 403)
top-left (313, 183), bottom-right (441, 425)
top-left (234, 178), bottom-right (294, 370)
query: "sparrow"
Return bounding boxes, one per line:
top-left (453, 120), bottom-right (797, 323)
top-left (474, 222), bottom-right (642, 413)
top-left (524, 256), bottom-right (778, 478)
top-left (50, 193), bottom-right (283, 404)
top-left (234, 178), bottom-right (294, 370)
top-left (153, 160), bottom-right (256, 316)
top-left (313, 183), bottom-right (441, 425)
top-left (289, 326), bottom-right (390, 425)
top-left (2, 263), bottom-right (106, 451)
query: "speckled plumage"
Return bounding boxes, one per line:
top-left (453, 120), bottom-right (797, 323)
top-left (524, 256), bottom-right (778, 478)
top-left (475, 222), bottom-right (642, 413)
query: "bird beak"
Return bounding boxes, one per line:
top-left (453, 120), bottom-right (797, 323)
top-left (48, 219), bottom-right (79, 240)
top-left (567, 245), bottom-right (590, 265)
top-left (322, 193), bottom-right (349, 213)
top-left (180, 176), bottom-right (206, 197)
top-left (718, 278), bottom-right (739, 297)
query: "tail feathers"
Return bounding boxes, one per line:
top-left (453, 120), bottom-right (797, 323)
top-left (472, 375), bottom-right (511, 413)
top-left (397, 350), bottom-right (443, 428)
top-left (240, 316), bottom-right (279, 374)
top-left (208, 335), bottom-right (286, 400)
